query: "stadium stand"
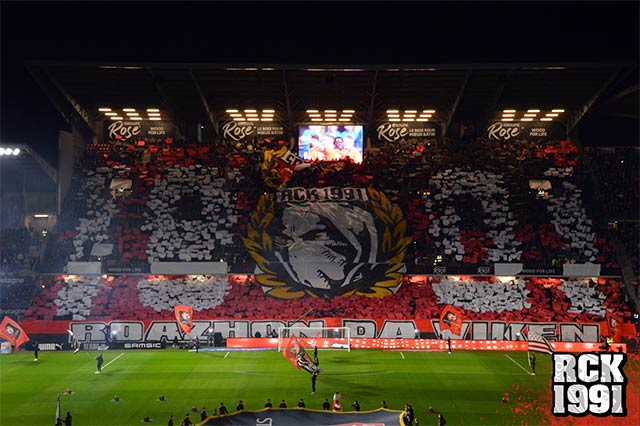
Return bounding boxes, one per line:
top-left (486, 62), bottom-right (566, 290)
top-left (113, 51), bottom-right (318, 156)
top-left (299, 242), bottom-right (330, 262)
top-left (587, 147), bottom-right (640, 221)
top-left (0, 62), bottom-right (634, 359)
top-left (23, 274), bottom-right (635, 325)
top-left (1, 227), bottom-right (37, 272)
top-left (0, 276), bottom-right (36, 313)
top-left (613, 221), bottom-right (640, 285)
top-left (34, 135), bottom-right (623, 273)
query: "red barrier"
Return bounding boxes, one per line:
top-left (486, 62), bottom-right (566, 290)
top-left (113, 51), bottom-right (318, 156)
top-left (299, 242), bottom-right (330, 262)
top-left (226, 338), bottom-right (626, 353)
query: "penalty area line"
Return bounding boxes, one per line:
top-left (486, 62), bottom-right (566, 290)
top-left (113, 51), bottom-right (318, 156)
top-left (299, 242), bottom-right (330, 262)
top-left (102, 353), bottom-right (124, 371)
top-left (505, 354), bottom-right (534, 375)
top-left (400, 352), bottom-right (405, 359)
top-left (224, 352), bottom-right (230, 359)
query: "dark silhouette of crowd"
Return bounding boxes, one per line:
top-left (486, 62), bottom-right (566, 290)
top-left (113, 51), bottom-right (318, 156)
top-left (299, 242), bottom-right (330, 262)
top-left (1, 226), bottom-right (40, 272)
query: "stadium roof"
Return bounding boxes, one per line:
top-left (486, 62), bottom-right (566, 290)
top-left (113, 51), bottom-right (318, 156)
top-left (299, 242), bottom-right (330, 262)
top-left (0, 144), bottom-right (57, 192)
top-left (26, 60), bottom-right (638, 141)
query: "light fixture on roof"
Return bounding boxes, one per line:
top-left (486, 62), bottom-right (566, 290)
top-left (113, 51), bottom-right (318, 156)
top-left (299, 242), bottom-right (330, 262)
top-left (416, 118), bottom-right (429, 122)
top-left (244, 109), bottom-right (257, 113)
top-left (540, 118), bottom-right (553, 121)
top-left (261, 118), bottom-right (273, 121)
top-left (111, 116), bottom-right (123, 120)
top-left (122, 108), bottom-right (136, 112)
top-left (234, 117), bottom-right (246, 121)
top-left (126, 112), bottom-right (139, 116)
top-left (552, 109), bottom-right (565, 113)
top-left (402, 118), bottom-right (415, 122)
top-left (98, 65), bottom-right (143, 70)
top-left (521, 118), bottom-right (534, 121)
top-left (263, 109), bottom-right (275, 113)
top-left (130, 117), bottom-right (142, 120)
top-left (226, 109), bottom-right (239, 113)
top-left (423, 109), bottom-right (436, 114)
top-left (147, 108), bottom-right (160, 112)
top-left (104, 112), bottom-right (118, 116)
top-left (229, 113), bottom-right (243, 117)
top-left (311, 118), bottom-right (323, 122)
top-left (503, 109), bottom-right (516, 113)
top-left (523, 113), bottom-right (537, 117)
top-left (147, 113), bottom-right (161, 116)
top-left (546, 113), bottom-right (559, 117)
top-left (389, 118), bottom-right (401, 122)
top-left (502, 114), bottom-right (515, 117)
top-left (33, 214), bottom-right (49, 218)
top-left (98, 107), bottom-right (112, 112)
top-left (405, 110), bottom-right (417, 114)
top-left (148, 117), bottom-right (162, 121)
top-left (0, 147), bottom-right (21, 156)
top-left (527, 109), bottom-right (540, 113)
top-left (307, 109), bottom-right (356, 121)
top-left (386, 109), bottom-right (399, 113)
top-left (501, 118), bottom-right (514, 121)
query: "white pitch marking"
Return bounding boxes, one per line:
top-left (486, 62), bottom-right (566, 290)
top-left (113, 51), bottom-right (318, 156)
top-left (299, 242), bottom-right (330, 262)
top-left (505, 354), bottom-right (534, 375)
top-left (224, 352), bottom-right (230, 359)
top-left (400, 352), bottom-right (405, 359)
top-left (102, 353), bottom-right (124, 370)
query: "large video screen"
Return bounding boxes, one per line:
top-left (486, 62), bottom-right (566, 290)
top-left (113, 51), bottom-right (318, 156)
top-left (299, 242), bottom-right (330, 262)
top-left (298, 125), bottom-right (364, 164)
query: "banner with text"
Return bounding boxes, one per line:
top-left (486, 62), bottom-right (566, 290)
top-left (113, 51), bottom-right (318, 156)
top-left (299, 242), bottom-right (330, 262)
top-left (243, 187), bottom-right (410, 299)
top-left (374, 121), bottom-right (440, 144)
top-left (106, 120), bottom-right (178, 143)
top-left (220, 121), bottom-right (286, 143)
top-left (485, 121), bottom-right (566, 142)
top-left (20, 318), bottom-right (637, 343)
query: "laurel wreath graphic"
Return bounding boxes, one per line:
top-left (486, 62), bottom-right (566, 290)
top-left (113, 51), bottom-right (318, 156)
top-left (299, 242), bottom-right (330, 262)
top-left (261, 149), bottom-right (286, 189)
top-left (242, 187), bottom-right (411, 299)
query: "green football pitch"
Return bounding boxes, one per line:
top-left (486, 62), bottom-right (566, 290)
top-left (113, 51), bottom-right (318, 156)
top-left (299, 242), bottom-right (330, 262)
top-left (0, 348), bottom-right (560, 425)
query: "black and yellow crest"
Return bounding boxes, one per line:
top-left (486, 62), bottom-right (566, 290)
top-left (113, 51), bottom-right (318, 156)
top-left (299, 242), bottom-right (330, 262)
top-left (242, 187), bottom-right (410, 299)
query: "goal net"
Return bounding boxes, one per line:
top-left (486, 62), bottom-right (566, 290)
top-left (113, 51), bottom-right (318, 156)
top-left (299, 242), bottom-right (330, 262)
top-left (277, 326), bottom-right (351, 352)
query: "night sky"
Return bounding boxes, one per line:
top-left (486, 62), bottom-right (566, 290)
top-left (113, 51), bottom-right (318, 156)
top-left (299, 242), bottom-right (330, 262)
top-left (1, 1), bottom-right (638, 165)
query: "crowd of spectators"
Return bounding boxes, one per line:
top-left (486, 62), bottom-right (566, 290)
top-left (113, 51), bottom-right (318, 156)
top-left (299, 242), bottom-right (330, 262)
top-left (18, 134), bottom-right (629, 277)
top-left (1, 226), bottom-right (41, 273)
top-left (0, 277), bottom-right (36, 313)
top-left (613, 221), bottom-right (640, 282)
top-left (24, 274), bottom-right (635, 326)
top-left (586, 147), bottom-right (639, 221)
top-left (39, 137), bottom-right (250, 272)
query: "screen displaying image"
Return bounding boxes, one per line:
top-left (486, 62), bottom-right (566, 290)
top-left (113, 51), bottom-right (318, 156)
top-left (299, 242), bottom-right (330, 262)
top-left (298, 125), bottom-right (364, 164)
